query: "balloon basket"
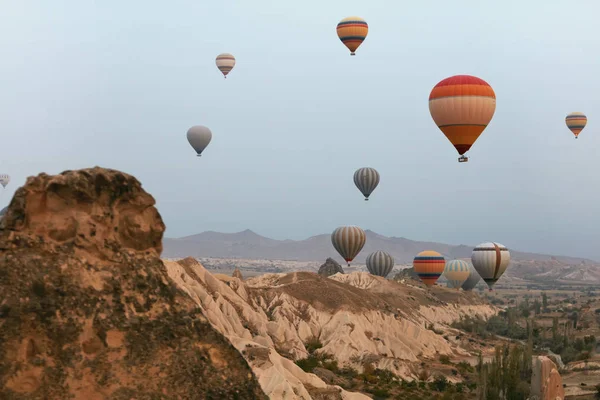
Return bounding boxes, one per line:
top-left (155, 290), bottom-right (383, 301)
top-left (365, 198), bottom-right (369, 201)
top-left (350, 52), bottom-right (356, 56)
top-left (458, 156), bottom-right (469, 163)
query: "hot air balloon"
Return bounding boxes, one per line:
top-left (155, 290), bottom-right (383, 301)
top-left (187, 126), bottom-right (212, 157)
top-left (471, 242), bottom-right (511, 291)
top-left (366, 250), bottom-right (395, 278)
top-left (413, 250), bottom-right (445, 287)
top-left (354, 168), bottom-right (379, 201)
top-left (444, 260), bottom-right (470, 290)
top-left (566, 112), bottom-right (587, 139)
top-left (0, 175), bottom-right (10, 188)
top-left (331, 226), bottom-right (366, 266)
top-left (461, 264), bottom-right (482, 291)
top-left (429, 75), bottom-right (496, 163)
top-left (216, 53), bottom-right (236, 79)
top-left (336, 17), bottom-right (368, 56)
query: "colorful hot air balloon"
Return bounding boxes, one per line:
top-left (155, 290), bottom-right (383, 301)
top-left (413, 250), bottom-right (445, 287)
top-left (461, 264), bottom-right (482, 291)
top-left (444, 260), bottom-right (470, 290)
top-left (429, 75), bottom-right (496, 163)
top-left (353, 167), bottom-right (380, 201)
top-left (187, 126), bottom-right (212, 157)
top-left (566, 112), bottom-right (587, 139)
top-left (216, 53), bottom-right (236, 79)
top-left (331, 225), bottom-right (366, 266)
top-left (471, 242), bottom-right (511, 290)
top-left (336, 17), bottom-right (368, 56)
top-left (0, 175), bottom-right (10, 188)
top-left (366, 250), bottom-right (395, 278)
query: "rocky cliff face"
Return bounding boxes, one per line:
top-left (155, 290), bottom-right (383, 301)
top-left (318, 258), bottom-right (344, 277)
top-left (530, 356), bottom-right (565, 400)
top-left (165, 257), bottom-right (498, 399)
top-left (0, 168), bottom-right (265, 399)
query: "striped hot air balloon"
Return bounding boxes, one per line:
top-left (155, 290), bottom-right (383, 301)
top-left (331, 226), bottom-right (366, 266)
top-left (353, 167), bottom-right (380, 201)
top-left (366, 250), bottom-right (395, 278)
top-left (336, 17), bottom-right (368, 56)
top-left (444, 260), bottom-right (470, 290)
top-left (216, 53), bottom-right (236, 78)
top-left (0, 174), bottom-right (10, 189)
top-left (566, 112), bottom-right (587, 139)
top-left (413, 250), bottom-right (445, 287)
top-left (461, 264), bottom-right (482, 291)
top-left (471, 242), bottom-right (511, 291)
top-left (429, 75), bottom-right (496, 163)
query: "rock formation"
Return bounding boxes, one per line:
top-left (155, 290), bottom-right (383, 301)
top-left (318, 257), bottom-right (344, 277)
top-left (0, 168), bottom-right (266, 399)
top-left (530, 356), bottom-right (565, 400)
top-left (164, 258), bottom-right (498, 398)
top-left (233, 267), bottom-right (244, 280)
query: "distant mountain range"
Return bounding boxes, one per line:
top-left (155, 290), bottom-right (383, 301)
top-left (162, 229), bottom-right (593, 265)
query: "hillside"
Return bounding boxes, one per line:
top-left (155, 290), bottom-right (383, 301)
top-left (163, 229), bottom-right (593, 265)
top-left (164, 257), bottom-right (499, 399)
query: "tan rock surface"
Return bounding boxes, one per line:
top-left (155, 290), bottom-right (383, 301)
top-left (0, 167), bottom-right (266, 399)
top-left (531, 356), bottom-right (565, 400)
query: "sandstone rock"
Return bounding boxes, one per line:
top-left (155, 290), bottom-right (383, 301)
top-left (233, 267), bottom-right (244, 280)
top-left (0, 167), bottom-right (266, 399)
top-left (531, 356), bottom-right (565, 400)
top-left (318, 257), bottom-right (344, 277)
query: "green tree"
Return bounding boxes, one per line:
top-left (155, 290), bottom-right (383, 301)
top-left (542, 292), bottom-right (548, 311)
top-left (533, 299), bottom-right (541, 315)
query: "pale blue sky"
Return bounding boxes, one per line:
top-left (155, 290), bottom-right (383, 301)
top-left (1, 1), bottom-right (599, 259)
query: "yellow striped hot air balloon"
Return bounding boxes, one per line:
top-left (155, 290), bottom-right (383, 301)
top-left (336, 17), bottom-right (368, 56)
top-left (429, 75), bottom-right (496, 163)
top-left (566, 112), bottom-right (587, 139)
top-left (216, 53), bottom-right (236, 79)
top-left (413, 250), bottom-right (446, 287)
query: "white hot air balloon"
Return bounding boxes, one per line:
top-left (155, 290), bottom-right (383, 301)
top-left (0, 174), bottom-right (10, 188)
top-left (187, 126), bottom-right (212, 157)
top-left (471, 242), bottom-right (511, 291)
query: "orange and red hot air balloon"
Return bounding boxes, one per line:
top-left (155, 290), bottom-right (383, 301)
top-left (429, 75), bottom-right (496, 163)
top-left (336, 17), bottom-right (368, 56)
top-left (565, 112), bottom-right (587, 139)
top-left (413, 250), bottom-right (446, 287)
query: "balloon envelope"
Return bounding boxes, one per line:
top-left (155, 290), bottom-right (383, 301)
top-left (413, 250), bottom-right (445, 287)
top-left (187, 126), bottom-right (212, 156)
top-left (354, 167), bottom-right (380, 200)
top-left (461, 264), bottom-right (482, 291)
top-left (331, 226), bottom-right (366, 265)
top-left (444, 260), bottom-right (470, 289)
top-left (216, 53), bottom-right (236, 78)
top-left (0, 174), bottom-right (10, 188)
top-left (429, 75), bottom-right (496, 157)
top-left (471, 242), bottom-right (511, 290)
top-left (366, 250), bottom-right (395, 278)
top-left (566, 112), bottom-right (587, 138)
top-left (336, 17), bottom-right (368, 55)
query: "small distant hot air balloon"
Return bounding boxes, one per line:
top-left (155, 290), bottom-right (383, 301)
top-left (354, 167), bottom-right (380, 201)
top-left (216, 53), bottom-right (236, 79)
top-left (471, 242), bottom-right (511, 291)
top-left (444, 260), bottom-right (470, 290)
top-left (413, 251), bottom-right (445, 287)
top-left (366, 250), bottom-right (395, 278)
top-left (331, 225), bottom-right (366, 266)
top-left (187, 126), bottom-right (212, 157)
top-left (566, 112), bottom-right (587, 139)
top-left (461, 264), bottom-right (482, 291)
top-left (0, 175), bottom-right (10, 188)
top-left (429, 75), bottom-right (496, 163)
top-left (336, 17), bottom-right (368, 56)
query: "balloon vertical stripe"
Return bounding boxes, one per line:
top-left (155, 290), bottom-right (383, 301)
top-left (366, 250), bottom-right (395, 278)
top-left (354, 168), bottom-right (380, 200)
top-left (331, 226), bottom-right (366, 265)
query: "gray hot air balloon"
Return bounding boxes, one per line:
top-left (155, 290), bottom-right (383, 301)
top-left (331, 225), bottom-right (366, 266)
top-left (366, 250), bottom-right (395, 278)
top-left (461, 264), bottom-right (482, 291)
top-left (0, 174), bottom-right (10, 188)
top-left (187, 125), bottom-right (212, 157)
top-left (353, 167), bottom-right (380, 201)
